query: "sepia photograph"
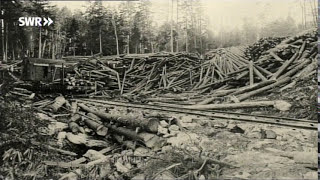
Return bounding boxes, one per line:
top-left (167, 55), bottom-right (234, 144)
top-left (0, 0), bottom-right (318, 179)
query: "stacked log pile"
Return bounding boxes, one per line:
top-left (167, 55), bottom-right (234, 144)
top-left (118, 47), bottom-right (248, 95)
top-left (187, 28), bottom-right (317, 106)
top-left (120, 52), bottom-right (202, 94)
top-left (65, 57), bottom-right (122, 94)
top-left (245, 37), bottom-right (286, 61)
top-left (1, 29), bottom-right (317, 109)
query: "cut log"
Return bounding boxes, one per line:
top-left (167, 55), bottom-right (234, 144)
top-left (269, 51), bottom-right (284, 62)
top-left (253, 66), bottom-right (267, 81)
top-left (70, 114), bottom-right (81, 122)
top-left (69, 122), bottom-right (81, 134)
top-left (249, 61), bottom-right (254, 86)
top-left (236, 77), bottom-right (291, 101)
top-left (78, 103), bottom-right (159, 133)
top-left (184, 100), bottom-right (291, 111)
top-left (230, 80), bottom-right (276, 96)
top-left (84, 118), bottom-right (108, 136)
top-left (278, 59), bottom-right (311, 79)
top-left (293, 59), bottom-right (316, 79)
top-left (71, 102), bottom-right (78, 115)
top-left (270, 51), bottom-right (298, 80)
top-left (49, 96), bottom-right (66, 112)
top-left (105, 124), bottom-right (144, 142)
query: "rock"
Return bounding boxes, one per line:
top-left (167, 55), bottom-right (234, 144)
top-left (84, 128), bottom-right (93, 133)
top-left (115, 161), bottom-right (129, 173)
top-left (211, 122), bottom-right (228, 128)
top-left (186, 146), bottom-right (200, 152)
top-left (99, 163), bottom-right (112, 177)
top-left (66, 133), bottom-right (109, 147)
top-left (132, 174), bottom-right (145, 180)
top-left (124, 162), bottom-right (133, 170)
top-left (205, 129), bottom-right (219, 137)
top-left (83, 150), bottom-right (106, 161)
top-left (57, 131), bottom-right (67, 147)
top-left (158, 126), bottom-right (169, 135)
top-left (161, 145), bottom-right (173, 152)
top-left (145, 136), bottom-right (166, 149)
top-left (180, 116), bottom-right (193, 123)
top-left (274, 100), bottom-right (291, 111)
top-left (41, 121), bottom-right (68, 135)
top-left (159, 120), bottom-right (169, 128)
top-left (265, 130), bottom-right (277, 139)
top-left (246, 131), bottom-right (262, 139)
top-left (134, 147), bottom-right (150, 156)
top-left (139, 132), bottom-right (156, 142)
top-left (228, 125), bottom-right (245, 134)
top-left (198, 175), bottom-right (206, 180)
top-left (66, 133), bottom-right (87, 145)
top-left (261, 129), bottom-right (277, 139)
top-left (181, 122), bottom-right (199, 130)
top-left (168, 125), bottom-right (180, 131)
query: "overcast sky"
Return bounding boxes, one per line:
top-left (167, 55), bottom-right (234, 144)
top-left (50, 0), bottom-right (316, 34)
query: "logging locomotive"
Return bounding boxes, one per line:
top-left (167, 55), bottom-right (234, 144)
top-left (21, 58), bottom-right (96, 93)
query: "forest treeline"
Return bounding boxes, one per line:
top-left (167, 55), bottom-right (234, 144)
top-left (0, 0), bottom-right (317, 62)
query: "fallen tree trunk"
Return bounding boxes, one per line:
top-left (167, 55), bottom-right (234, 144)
top-left (105, 124), bottom-right (144, 142)
top-left (230, 80), bottom-right (276, 96)
top-left (293, 59), bottom-right (316, 79)
top-left (85, 118), bottom-right (108, 136)
top-left (278, 59), bottom-right (311, 79)
top-left (236, 77), bottom-right (291, 101)
top-left (49, 96), bottom-right (66, 112)
top-left (78, 103), bottom-right (159, 133)
top-left (184, 100), bottom-right (291, 111)
top-left (270, 51), bottom-right (298, 80)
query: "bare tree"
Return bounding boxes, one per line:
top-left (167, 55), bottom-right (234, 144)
top-left (170, 0), bottom-right (174, 53)
top-left (38, 27), bottom-right (42, 58)
top-left (176, 0), bottom-right (179, 52)
top-left (112, 13), bottom-right (120, 56)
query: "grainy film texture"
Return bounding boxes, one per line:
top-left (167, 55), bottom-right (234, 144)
top-left (0, 0), bottom-right (318, 179)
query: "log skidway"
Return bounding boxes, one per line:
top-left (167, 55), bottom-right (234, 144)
top-left (74, 98), bottom-right (316, 130)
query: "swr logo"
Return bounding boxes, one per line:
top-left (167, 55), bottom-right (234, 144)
top-left (19, 17), bottom-right (53, 27)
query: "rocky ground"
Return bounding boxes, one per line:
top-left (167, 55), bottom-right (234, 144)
top-left (0, 95), bottom-right (317, 180)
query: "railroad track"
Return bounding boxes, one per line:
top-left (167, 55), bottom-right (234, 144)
top-left (75, 98), bottom-right (317, 130)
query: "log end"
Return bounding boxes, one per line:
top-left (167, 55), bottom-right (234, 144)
top-left (147, 119), bottom-right (160, 133)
